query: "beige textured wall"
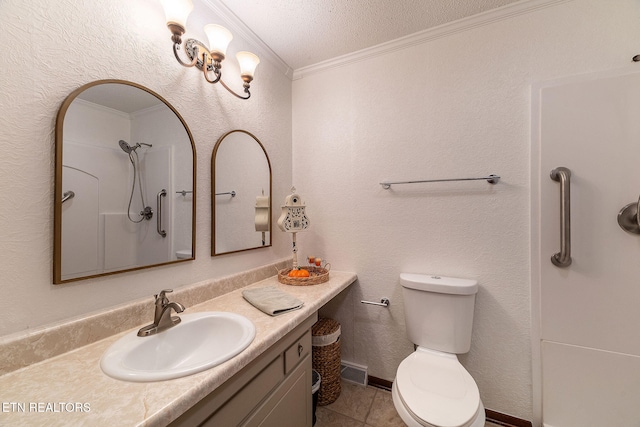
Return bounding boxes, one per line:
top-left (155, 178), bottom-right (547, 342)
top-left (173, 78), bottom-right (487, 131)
top-left (294, 0), bottom-right (640, 420)
top-left (0, 0), bottom-right (292, 337)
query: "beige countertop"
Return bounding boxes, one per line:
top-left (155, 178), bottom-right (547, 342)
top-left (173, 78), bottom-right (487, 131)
top-left (0, 271), bottom-right (357, 427)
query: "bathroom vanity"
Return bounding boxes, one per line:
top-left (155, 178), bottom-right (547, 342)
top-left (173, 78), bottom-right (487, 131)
top-left (171, 313), bottom-right (316, 426)
top-left (0, 269), bottom-right (356, 426)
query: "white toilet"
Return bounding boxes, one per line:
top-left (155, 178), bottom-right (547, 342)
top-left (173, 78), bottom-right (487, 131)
top-left (392, 273), bottom-right (485, 427)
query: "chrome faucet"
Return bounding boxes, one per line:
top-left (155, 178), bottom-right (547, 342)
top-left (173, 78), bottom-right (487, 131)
top-left (137, 289), bottom-right (186, 337)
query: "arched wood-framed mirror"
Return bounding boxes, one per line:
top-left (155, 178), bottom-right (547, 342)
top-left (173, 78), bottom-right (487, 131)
top-left (212, 130), bottom-right (272, 256)
top-left (54, 79), bottom-right (196, 284)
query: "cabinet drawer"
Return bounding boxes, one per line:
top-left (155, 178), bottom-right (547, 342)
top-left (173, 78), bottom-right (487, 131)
top-left (284, 330), bottom-right (311, 374)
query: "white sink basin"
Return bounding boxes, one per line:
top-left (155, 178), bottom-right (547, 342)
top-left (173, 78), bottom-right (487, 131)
top-left (100, 311), bottom-right (255, 382)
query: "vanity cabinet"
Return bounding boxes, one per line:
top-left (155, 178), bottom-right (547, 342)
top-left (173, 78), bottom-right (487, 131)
top-left (171, 313), bottom-right (316, 427)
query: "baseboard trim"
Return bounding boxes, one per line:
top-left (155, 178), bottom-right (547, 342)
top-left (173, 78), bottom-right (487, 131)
top-left (367, 377), bottom-right (532, 427)
top-left (484, 409), bottom-right (533, 427)
top-left (367, 375), bottom-right (392, 391)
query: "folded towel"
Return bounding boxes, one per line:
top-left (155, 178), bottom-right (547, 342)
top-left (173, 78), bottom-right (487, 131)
top-left (242, 286), bottom-right (304, 316)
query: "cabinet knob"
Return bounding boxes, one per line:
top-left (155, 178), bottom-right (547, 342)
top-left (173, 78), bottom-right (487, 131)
top-left (298, 343), bottom-right (303, 356)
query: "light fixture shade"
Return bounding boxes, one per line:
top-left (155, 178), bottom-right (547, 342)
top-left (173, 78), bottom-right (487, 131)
top-left (160, 0), bottom-right (193, 29)
top-left (204, 24), bottom-right (233, 58)
top-left (277, 189), bottom-right (309, 232)
top-left (236, 51), bottom-right (260, 79)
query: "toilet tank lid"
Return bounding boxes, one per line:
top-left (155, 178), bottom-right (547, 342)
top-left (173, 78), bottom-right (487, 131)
top-left (400, 273), bottom-right (478, 295)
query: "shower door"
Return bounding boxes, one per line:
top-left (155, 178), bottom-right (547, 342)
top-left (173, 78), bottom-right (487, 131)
top-left (533, 68), bottom-right (640, 426)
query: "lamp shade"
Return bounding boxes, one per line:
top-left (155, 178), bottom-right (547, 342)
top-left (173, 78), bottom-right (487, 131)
top-left (160, 0), bottom-right (193, 29)
top-left (204, 24), bottom-right (233, 57)
top-left (236, 51), bottom-right (260, 79)
top-left (277, 189), bottom-right (309, 232)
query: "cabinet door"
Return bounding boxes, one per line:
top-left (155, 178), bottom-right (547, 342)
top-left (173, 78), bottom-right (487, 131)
top-left (244, 354), bottom-right (311, 427)
top-left (201, 355), bottom-right (284, 427)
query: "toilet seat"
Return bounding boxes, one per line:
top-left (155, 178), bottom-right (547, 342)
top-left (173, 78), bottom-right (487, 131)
top-left (394, 348), bottom-right (481, 427)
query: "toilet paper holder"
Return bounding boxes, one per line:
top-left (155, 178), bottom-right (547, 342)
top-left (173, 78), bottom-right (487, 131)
top-left (361, 298), bottom-right (390, 307)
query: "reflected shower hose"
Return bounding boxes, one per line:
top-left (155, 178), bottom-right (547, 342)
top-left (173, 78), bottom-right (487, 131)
top-left (118, 140), bottom-right (153, 223)
top-left (126, 150), bottom-right (146, 223)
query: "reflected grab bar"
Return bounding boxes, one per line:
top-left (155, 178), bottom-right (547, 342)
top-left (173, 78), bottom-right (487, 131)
top-left (157, 189), bottom-right (167, 238)
top-left (550, 167), bottom-right (571, 267)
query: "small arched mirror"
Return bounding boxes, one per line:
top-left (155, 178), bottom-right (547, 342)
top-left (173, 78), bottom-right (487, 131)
top-left (212, 130), bottom-right (271, 255)
top-left (54, 80), bottom-right (196, 284)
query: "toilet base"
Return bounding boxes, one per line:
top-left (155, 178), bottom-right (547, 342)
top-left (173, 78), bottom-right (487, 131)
top-left (392, 380), bottom-right (485, 427)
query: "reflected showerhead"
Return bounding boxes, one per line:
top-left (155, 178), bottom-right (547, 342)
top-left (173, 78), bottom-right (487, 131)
top-left (119, 140), bottom-right (152, 153)
top-left (119, 140), bottom-right (133, 153)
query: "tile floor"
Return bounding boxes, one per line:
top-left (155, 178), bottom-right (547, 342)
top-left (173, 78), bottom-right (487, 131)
top-left (314, 380), bottom-right (502, 427)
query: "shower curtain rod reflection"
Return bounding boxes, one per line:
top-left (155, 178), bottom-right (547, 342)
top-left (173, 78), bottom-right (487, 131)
top-left (380, 174), bottom-right (500, 189)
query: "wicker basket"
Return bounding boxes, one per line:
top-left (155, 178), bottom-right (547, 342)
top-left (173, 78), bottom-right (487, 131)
top-left (312, 318), bottom-right (341, 406)
top-left (277, 264), bottom-right (330, 286)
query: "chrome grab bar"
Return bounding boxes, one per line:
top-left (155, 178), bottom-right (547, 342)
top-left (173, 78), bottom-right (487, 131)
top-left (550, 167), bottom-right (572, 267)
top-left (61, 190), bottom-right (75, 203)
top-left (215, 191), bottom-right (236, 197)
top-left (157, 189), bottom-right (167, 238)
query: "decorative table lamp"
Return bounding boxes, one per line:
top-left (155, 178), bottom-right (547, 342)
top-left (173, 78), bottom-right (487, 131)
top-left (277, 187), bottom-right (310, 269)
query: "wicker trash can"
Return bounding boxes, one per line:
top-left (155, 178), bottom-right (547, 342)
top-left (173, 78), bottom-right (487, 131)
top-left (312, 318), bottom-right (341, 405)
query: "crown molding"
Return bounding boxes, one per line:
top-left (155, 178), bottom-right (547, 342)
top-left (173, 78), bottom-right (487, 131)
top-left (293, 0), bottom-right (570, 80)
top-left (201, 0), bottom-right (294, 80)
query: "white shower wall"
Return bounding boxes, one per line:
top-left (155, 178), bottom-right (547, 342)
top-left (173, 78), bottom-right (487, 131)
top-left (534, 68), bottom-right (640, 426)
top-left (63, 101), bottom-right (135, 278)
top-left (131, 103), bottom-right (193, 260)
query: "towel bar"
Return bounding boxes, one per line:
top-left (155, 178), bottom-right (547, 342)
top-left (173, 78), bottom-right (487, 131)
top-left (380, 175), bottom-right (499, 189)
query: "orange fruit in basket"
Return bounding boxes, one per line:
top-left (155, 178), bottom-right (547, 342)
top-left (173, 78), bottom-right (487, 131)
top-left (288, 268), bottom-right (310, 278)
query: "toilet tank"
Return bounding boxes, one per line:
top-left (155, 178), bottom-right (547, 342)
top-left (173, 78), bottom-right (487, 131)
top-left (400, 273), bottom-right (478, 354)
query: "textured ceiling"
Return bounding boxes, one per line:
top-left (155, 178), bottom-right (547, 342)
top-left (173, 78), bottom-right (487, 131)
top-left (217, 0), bottom-right (523, 70)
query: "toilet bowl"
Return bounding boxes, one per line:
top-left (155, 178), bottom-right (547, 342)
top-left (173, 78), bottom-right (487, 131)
top-left (393, 273), bottom-right (485, 427)
top-left (392, 348), bottom-right (484, 427)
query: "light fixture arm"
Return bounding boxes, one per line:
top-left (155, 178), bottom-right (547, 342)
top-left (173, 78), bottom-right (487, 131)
top-left (172, 41), bottom-right (198, 68)
top-left (203, 62), bottom-right (222, 84)
top-left (179, 38), bottom-right (252, 98)
top-left (220, 78), bottom-right (251, 99)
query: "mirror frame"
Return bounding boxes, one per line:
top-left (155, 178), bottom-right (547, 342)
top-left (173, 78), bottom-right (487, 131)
top-left (54, 79), bottom-right (197, 284)
top-left (211, 130), bottom-right (272, 256)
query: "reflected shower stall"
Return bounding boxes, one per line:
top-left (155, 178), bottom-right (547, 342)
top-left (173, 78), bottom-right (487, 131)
top-left (59, 84), bottom-right (186, 281)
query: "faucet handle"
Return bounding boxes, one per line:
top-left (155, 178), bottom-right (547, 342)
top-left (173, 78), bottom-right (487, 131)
top-left (155, 289), bottom-right (174, 303)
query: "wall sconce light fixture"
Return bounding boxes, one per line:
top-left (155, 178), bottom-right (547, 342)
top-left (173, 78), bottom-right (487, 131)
top-left (160, 0), bottom-right (260, 99)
